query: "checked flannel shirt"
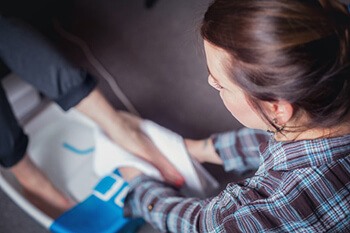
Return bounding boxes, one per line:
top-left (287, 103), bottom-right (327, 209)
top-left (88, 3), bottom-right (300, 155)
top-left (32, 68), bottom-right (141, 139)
top-left (124, 128), bottom-right (350, 232)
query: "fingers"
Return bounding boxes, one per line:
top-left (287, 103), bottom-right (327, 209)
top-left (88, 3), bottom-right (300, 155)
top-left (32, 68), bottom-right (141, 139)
top-left (118, 167), bottom-right (142, 181)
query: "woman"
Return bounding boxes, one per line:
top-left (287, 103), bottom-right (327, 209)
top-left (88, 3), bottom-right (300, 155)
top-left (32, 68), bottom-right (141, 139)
top-left (120, 0), bottom-right (350, 232)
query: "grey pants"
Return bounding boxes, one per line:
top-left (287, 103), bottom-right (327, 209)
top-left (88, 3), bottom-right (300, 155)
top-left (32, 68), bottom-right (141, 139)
top-left (0, 16), bottom-right (97, 168)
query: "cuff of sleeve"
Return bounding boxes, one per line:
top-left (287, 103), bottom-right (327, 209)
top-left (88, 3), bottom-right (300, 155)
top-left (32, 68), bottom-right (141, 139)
top-left (55, 73), bottom-right (97, 111)
top-left (123, 175), bottom-right (180, 216)
top-left (123, 175), bottom-right (153, 217)
top-left (211, 129), bottom-right (266, 175)
top-left (0, 131), bottom-right (28, 168)
top-left (210, 133), bottom-right (234, 172)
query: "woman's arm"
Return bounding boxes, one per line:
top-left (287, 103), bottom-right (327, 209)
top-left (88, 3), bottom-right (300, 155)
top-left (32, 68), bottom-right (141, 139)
top-left (118, 169), bottom-right (266, 232)
top-left (185, 128), bottom-right (270, 174)
top-left (185, 138), bottom-right (223, 164)
top-left (119, 169), bottom-right (220, 232)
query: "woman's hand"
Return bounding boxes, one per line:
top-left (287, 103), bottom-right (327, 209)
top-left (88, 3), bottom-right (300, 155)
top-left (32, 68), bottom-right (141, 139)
top-left (118, 167), bottom-right (143, 182)
top-left (184, 138), bottom-right (223, 165)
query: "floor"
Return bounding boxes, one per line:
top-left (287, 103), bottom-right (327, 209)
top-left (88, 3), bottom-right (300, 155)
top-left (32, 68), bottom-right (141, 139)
top-left (66, 0), bottom-right (240, 138)
top-left (0, 0), bottom-right (239, 232)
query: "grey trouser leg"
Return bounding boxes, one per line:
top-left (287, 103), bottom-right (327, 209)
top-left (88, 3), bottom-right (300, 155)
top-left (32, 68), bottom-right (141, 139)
top-left (0, 16), bottom-right (97, 167)
top-left (0, 16), bottom-right (97, 110)
top-left (0, 83), bottom-right (28, 168)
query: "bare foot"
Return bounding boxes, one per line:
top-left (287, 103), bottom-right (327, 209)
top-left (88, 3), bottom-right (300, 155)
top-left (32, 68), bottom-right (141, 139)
top-left (110, 112), bottom-right (185, 187)
top-left (10, 154), bottom-right (75, 218)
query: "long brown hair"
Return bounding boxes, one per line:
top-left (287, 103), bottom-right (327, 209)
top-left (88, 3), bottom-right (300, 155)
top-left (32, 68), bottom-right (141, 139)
top-left (201, 0), bottom-right (350, 130)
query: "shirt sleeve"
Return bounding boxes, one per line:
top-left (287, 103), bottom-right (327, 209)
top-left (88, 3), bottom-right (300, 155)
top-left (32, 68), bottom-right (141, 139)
top-left (124, 175), bottom-right (219, 232)
top-left (211, 128), bottom-right (270, 174)
top-left (124, 174), bottom-right (267, 233)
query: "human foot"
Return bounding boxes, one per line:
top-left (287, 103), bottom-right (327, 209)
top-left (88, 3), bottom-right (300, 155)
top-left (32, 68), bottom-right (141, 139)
top-left (10, 154), bottom-right (75, 218)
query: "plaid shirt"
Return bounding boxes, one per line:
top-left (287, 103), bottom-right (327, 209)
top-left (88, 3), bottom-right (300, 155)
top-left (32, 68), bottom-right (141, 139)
top-left (124, 128), bottom-right (350, 232)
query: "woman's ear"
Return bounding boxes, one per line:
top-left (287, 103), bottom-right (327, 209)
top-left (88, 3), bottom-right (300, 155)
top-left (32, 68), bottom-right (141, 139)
top-left (263, 100), bottom-right (294, 125)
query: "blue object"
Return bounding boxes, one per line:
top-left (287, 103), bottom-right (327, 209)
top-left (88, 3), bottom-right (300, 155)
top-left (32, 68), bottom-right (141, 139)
top-left (50, 169), bottom-right (144, 233)
top-left (62, 142), bottom-right (95, 155)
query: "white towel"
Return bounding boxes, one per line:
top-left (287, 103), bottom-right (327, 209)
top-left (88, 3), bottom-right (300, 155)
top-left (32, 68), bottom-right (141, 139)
top-left (93, 120), bottom-right (219, 197)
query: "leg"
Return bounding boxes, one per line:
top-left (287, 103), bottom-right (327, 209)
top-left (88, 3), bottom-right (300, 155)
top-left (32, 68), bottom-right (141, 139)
top-left (0, 82), bottom-right (28, 168)
top-left (0, 16), bottom-right (184, 188)
top-left (0, 16), bottom-right (96, 111)
top-left (10, 154), bottom-right (74, 218)
top-left (0, 16), bottom-right (94, 217)
top-left (0, 82), bottom-right (74, 218)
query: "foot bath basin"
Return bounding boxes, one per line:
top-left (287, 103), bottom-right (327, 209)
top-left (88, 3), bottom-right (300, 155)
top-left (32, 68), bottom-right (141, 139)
top-left (0, 104), bottom-right (218, 232)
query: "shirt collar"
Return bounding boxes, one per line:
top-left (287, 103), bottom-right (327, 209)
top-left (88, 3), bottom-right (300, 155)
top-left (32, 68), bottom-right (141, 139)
top-left (257, 134), bottom-right (350, 173)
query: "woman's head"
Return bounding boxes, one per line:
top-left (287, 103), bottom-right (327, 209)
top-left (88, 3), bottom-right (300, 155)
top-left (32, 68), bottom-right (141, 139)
top-left (201, 0), bottom-right (350, 133)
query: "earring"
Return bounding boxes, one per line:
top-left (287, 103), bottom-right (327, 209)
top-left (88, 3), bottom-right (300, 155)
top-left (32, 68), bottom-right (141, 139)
top-left (267, 118), bottom-right (285, 134)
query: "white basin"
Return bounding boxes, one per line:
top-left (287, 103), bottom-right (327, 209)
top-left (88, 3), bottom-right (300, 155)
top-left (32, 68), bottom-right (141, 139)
top-left (0, 103), bottom-right (218, 233)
